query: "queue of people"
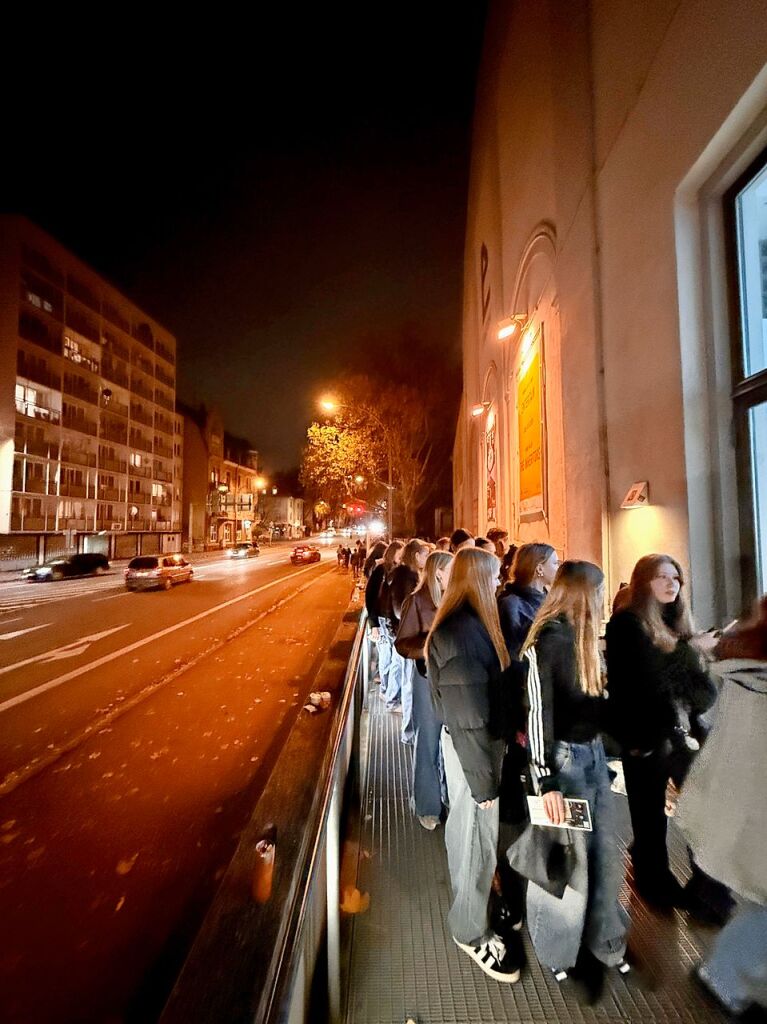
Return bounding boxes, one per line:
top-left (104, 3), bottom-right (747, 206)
top-left (361, 527), bottom-right (766, 1017)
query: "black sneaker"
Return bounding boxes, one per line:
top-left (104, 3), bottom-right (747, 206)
top-left (453, 934), bottom-right (521, 983)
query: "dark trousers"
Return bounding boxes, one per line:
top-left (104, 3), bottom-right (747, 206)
top-left (622, 750), bottom-right (672, 893)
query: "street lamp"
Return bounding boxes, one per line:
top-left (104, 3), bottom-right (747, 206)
top-left (319, 396), bottom-right (394, 539)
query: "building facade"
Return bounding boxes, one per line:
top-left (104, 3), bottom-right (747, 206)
top-left (257, 494), bottom-right (305, 538)
top-left (180, 406), bottom-right (260, 550)
top-left (454, 0), bottom-right (767, 625)
top-left (0, 216), bottom-right (183, 562)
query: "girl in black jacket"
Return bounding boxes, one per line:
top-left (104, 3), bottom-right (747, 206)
top-left (605, 553), bottom-right (720, 910)
top-left (426, 548), bottom-right (522, 983)
top-left (364, 541), bottom-right (403, 707)
top-left (520, 560), bottom-right (627, 986)
top-left (388, 539), bottom-right (430, 743)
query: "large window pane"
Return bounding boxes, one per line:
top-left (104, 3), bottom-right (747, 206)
top-left (735, 162), bottom-right (767, 377)
top-left (749, 401), bottom-right (767, 594)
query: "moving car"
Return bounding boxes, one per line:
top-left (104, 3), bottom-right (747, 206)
top-left (227, 542), bottom-right (260, 559)
top-left (125, 554), bottom-right (193, 591)
top-left (25, 552), bottom-right (109, 582)
top-left (290, 545), bottom-right (321, 565)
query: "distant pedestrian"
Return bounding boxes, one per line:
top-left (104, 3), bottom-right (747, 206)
top-left (343, 546), bottom-right (351, 570)
top-left (337, 544), bottom-right (345, 568)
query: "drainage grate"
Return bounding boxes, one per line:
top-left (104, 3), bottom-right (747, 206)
top-left (344, 682), bottom-right (729, 1024)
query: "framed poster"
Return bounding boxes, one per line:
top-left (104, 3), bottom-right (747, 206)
top-left (517, 327), bottom-right (546, 519)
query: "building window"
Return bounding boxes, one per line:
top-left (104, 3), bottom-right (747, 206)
top-left (730, 149), bottom-right (767, 597)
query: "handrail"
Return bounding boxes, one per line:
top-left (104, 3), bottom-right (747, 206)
top-left (160, 598), bottom-right (369, 1024)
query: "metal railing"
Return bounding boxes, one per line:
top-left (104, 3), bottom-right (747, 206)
top-left (160, 600), bottom-right (370, 1024)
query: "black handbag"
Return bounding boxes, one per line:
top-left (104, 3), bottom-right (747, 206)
top-left (505, 822), bottom-right (576, 899)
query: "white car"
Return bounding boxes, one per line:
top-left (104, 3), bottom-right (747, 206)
top-left (125, 555), bottom-right (193, 591)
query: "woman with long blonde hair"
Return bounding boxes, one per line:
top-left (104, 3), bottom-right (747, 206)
top-left (425, 548), bottom-right (522, 984)
top-left (520, 560), bottom-right (627, 988)
top-left (395, 550), bottom-right (453, 829)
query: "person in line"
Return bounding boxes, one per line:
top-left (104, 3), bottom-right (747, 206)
top-left (435, 537), bottom-right (451, 552)
top-left (520, 560), bottom-right (627, 990)
top-left (395, 550), bottom-right (453, 829)
top-left (363, 540), bottom-right (386, 579)
top-left (677, 597), bottom-right (767, 1019)
top-left (475, 536), bottom-right (496, 553)
top-left (498, 543), bottom-right (559, 658)
top-left (449, 528), bottom-right (474, 553)
top-left (487, 527), bottom-right (510, 560)
top-left (498, 545), bottom-right (518, 589)
top-left (337, 543), bottom-right (345, 569)
top-left (365, 541), bottom-right (403, 706)
top-left (389, 539), bottom-right (430, 742)
top-left (426, 547), bottom-right (522, 983)
top-left (605, 554), bottom-right (723, 912)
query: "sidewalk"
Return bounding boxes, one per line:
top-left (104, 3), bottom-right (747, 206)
top-left (343, 678), bottom-right (729, 1024)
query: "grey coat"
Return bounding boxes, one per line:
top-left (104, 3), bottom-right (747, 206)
top-left (676, 658), bottom-right (767, 905)
top-left (426, 605), bottom-right (505, 803)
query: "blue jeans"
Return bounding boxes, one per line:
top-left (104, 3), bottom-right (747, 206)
top-left (375, 617), bottom-right (392, 692)
top-left (442, 728), bottom-right (499, 944)
top-left (400, 657), bottom-right (415, 744)
top-left (409, 666), bottom-right (445, 817)
top-left (527, 738), bottom-right (627, 971)
top-left (699, 901), bottom-right (767, 1013)
top-left (380, 621), bottom-right (404, 708)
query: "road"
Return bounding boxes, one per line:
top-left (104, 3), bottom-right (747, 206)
top-left (0, 544), bottom-right (355, 1024)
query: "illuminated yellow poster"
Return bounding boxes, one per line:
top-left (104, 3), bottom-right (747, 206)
top-left (518, 345), bottom-right (544, 516)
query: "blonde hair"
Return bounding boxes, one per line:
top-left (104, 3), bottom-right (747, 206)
top-left (523, 560), bottom-right (605, 696)
top-left (414, 550), bottom-right (453, 608)
top-left (625, 553), bottom-right (694, 652)
top-left (426, 547), bottom-right (509, 670)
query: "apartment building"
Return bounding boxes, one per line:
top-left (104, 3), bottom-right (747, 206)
top-left (180, 404), bottom-right (260, 550)
top-left (0, 216), bottom-right (183, 561)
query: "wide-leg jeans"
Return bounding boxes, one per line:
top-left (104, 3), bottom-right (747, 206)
top-left (526, 738), bottom-right (627, 971)
top-left (442, 728), bottom-right (498, 944)
top-left (700, 901), bottom-right (767, 1013)
top-left (410, 666), bottom-right (444, 817)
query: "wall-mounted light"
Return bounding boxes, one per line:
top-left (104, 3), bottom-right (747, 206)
top-left (471, 401), bottom-right (491, 417)
top-left (621, 481), bottom-right (649, 509)
top-left (497, 313), bottom-right (527, 341)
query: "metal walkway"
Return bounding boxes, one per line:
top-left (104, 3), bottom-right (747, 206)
top-left (343, 680), bottom-right (728, 1024)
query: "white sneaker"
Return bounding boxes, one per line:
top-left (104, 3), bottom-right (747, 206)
top-left (453, 935), bottom-right (521, 983)
top-left (417, 815), bottom-right (440, 831)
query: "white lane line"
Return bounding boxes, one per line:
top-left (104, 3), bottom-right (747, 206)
top-left (0, 562), bottom-right (329, 713)
top-left (0, 623), bottom-right (51, 641)
top-left (93, 591), bottom-right (131, 602)
top-left (0, 626), bottom-right (129, 676)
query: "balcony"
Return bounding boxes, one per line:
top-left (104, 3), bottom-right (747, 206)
top-left (17, 358), bottom-right (60, 390)
top-left (16, 401), bottom-right (61, 425)
top-left (155, 441), bottom-right (173, 460)
top-left (131, 378), bottom-right (154, 402)
top-left (61, 447), bottom-right (97, 469)
top-left (63, 377), bottom-right (99, 405)
top-left (155, 414), bottom-right (174, 436)
top-left (19, 437), bottom-right (60, 459)
top-left (154, 389), bottom-right (174, 412)
top-left (130, 405), bottom-right (154, 428)
top-left (58, 518), bottom-right (89, 531)
top-left (100, 458), bottom-right (127, 475)
top-left (102, 358), bottom-right (130, 389)
top-left (129, 463), bottom-right (153, 479)
top-left (99, 487), bottom-right (125, 503)
top-left (62, 417), bottom-right (97, 438)
top-left (59, 487), bottom-right (88, 503)
top-left (129, 432), bottom-right (153, 454)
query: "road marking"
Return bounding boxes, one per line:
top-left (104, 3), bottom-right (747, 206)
top-left (0, 625), bottom-right (129, 676)
top-left (0, 562), bottom-right (329, 713)
top-left (0, 623), bottom-right (51, 641)
top-left (93, 591), bottom-right (131, 602)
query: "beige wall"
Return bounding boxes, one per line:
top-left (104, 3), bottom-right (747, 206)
top-left (457, 0), bottom-right (767, 622)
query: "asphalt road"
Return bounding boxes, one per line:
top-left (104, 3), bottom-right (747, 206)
top-left (0, 544), bottom-right (355, 1023)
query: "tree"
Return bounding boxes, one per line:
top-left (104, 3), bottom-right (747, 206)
top-left (299, 421), bottom-right (378, 521)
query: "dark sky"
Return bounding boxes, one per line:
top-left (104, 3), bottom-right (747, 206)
top-left (4, 9), bottom-right (487, 471)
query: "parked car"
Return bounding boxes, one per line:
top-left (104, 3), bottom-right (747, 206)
top-left (227, 542), bottom-right (260, 559)
top-left (24, 552), bottom-right (110, 582)
top-left (290, 545), bottom-right (321, 565)
top-left (125, 554), bottom-right (193, 591)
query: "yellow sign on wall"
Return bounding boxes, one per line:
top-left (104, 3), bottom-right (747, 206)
top-left (518, 342), bottom-right (544, 516)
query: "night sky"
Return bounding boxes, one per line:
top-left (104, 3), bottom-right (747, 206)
top-left (3, 9), bottom-right (487, 471)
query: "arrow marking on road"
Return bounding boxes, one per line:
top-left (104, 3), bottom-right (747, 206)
top-left (0, 623), bottom-right (51, 641)
top-left (0, 625), bottom-right (129, 676)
